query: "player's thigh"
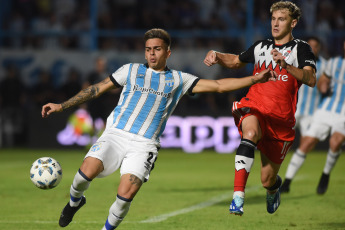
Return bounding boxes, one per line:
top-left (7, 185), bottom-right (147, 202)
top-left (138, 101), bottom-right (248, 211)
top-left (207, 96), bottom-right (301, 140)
top-left (120, 141), bottom-right (159, 183)
top-left (297, 115), bottom-right (313, 137)
top-left (306, 110), bottom-right (332, 141)
top-left (241, 115), bottom-right (262, 141)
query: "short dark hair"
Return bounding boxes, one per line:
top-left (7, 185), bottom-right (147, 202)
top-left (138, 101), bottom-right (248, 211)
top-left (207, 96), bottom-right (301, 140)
top-left (270, 1), bottom-right (301, 21)
top-left (306, 36), bottom-right (321, 45)
top-left (144, 28), bottom-right (171, 49)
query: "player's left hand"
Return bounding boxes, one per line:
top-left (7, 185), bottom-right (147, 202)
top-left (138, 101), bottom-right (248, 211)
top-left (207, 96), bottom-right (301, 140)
top-left (271, 49), bottom-right (287, 68)
top-left (254, 69), bottom-right (277, 83)
top-left (41, 103), bottom-right (63, 118)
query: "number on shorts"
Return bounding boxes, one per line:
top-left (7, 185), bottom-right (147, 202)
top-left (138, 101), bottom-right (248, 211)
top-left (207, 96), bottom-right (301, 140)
top-left (147, 152), bottom-right (158, 170)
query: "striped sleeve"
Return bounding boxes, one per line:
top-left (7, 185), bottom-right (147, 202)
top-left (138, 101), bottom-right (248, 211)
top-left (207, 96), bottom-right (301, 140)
top-left (110, 64), bottom-right (131, 86)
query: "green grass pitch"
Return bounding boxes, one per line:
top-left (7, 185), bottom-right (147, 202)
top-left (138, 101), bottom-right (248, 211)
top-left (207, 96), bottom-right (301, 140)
top-left (0, 148), bottom-right (344, 230)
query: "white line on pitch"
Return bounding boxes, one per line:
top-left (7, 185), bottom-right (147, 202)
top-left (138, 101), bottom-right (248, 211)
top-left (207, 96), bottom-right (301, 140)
top-left (2, 177), bottom-right (306, 225)
top-left (139, 185), bottom-right (261, 223)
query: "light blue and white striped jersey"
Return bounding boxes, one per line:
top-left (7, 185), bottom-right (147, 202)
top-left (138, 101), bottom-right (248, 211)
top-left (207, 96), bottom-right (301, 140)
top-left (106, 63), bottom-right (199, 142)
top-left (295, 56), bottom-right (327, 117)
top-left (318, 56), bottom-right (345, 115)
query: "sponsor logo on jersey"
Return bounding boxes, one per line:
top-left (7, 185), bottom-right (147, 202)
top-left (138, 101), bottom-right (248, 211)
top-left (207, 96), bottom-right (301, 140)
top-left (133, 84), bottom-right (171, 98)
top-left (305, 59), bottom-right (316, 66)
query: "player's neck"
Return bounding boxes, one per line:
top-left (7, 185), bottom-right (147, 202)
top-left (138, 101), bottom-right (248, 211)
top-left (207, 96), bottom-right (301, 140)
top-left (274, 34), bottom-right (294, 45)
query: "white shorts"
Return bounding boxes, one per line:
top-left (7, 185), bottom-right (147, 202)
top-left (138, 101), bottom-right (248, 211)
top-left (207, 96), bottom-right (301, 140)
top-left (294, 115), bottom-right (313, 136)
top-left (305, 110), bottom-right (345, 141)
top-left (85, 128), bottom-right (159, 182)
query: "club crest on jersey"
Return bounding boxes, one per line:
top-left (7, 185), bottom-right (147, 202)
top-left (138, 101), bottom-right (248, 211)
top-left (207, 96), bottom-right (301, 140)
top-left (165, 79), bottom-right (174, 87)
top-left (282, 49), bottom-right (291, 61)
top-left (91, 142), bottom-right (102, 152)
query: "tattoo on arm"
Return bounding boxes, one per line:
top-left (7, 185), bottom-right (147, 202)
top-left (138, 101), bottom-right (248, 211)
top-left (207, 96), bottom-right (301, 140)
top-left (61, 85), bottom-right (99, 110)
top-left (302, 70), bottom-right (311, 85)
top-left (129, 174), bottom-right (143, 186)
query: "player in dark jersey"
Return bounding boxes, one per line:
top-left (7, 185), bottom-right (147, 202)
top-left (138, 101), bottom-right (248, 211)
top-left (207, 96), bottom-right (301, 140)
top-left (204, 1), bottom-right (316, 215)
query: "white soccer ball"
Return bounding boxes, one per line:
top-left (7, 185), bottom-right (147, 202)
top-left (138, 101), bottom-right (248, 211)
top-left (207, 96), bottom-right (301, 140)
top-left (30, 157), bottom-right (63, 189)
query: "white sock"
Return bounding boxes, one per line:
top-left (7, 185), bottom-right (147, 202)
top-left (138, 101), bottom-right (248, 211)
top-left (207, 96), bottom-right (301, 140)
top-left (233, 191), bottom-right (245, 199)
top-left (323, 149), bottom-right (341, 175)
top-left (69, 169), bottom-right (91, 207)
top-left (102, 195), bottom-right (132, 230)
top-left (285, 149), bottom-right (306, 179)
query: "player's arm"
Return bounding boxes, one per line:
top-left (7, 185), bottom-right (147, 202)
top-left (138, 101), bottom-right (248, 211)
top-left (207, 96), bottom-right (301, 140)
top-left (317, 73), bottom-right (331, 95)
top-left (204, 50), bottom-right (246, 69)
top-left (42, 77), bottom-right (117, 118)
top-left (192, 69), bottom-right (277, 93)
top-left (271, 49), bottom-right (316, 87)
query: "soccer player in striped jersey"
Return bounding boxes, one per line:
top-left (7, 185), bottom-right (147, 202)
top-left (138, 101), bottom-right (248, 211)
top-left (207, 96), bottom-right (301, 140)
top-left (280, 39), bottom-right (345, 195)
top-left (280, 37), bottom-right (328, 193)
top-left (41, 28), bottom-right (275, 229)
top-left (204, 1), bottom-right (316, 215)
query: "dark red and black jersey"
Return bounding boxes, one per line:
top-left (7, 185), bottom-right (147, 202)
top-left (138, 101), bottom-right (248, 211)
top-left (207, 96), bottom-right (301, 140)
top-left (238, 38), bottom-right (316, 127)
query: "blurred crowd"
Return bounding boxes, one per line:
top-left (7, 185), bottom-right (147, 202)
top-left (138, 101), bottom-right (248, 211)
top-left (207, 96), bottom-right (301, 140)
top-left (1, 0), bottom-right (344, 52)
top-left (0, 0), bottom-right (344, 147)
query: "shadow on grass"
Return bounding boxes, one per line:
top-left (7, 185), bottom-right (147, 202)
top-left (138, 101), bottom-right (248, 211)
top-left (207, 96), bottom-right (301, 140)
top-left (319, 222), bottom-right (345, 229)
top-left (214, 192), bottom-right (312, 207)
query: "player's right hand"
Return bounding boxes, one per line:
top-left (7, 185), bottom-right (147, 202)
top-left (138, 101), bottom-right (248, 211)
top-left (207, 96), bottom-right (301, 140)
top-left (255, 69), bottom-right (277, 83)
top-left (41, 103), bottom-right (63, 118)
top-left (203, 50), bottom-right (218, 66)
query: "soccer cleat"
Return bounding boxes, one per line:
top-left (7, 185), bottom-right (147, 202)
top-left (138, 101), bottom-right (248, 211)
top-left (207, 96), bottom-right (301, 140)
top-left (317, 173), bottom-right (329, 195)
top-left (59, 196), bottom-right (86, 227)
top-left (266, 188), bottom-right (281, 214)
top-left (280, 179), bottom-right (291, 193)
top-left (229, 195), bottom-right (244, 216)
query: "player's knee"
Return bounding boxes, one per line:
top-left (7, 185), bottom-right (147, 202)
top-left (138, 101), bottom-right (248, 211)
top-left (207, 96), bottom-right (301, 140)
top-left (300, 137), bottom-right (319, 153)
top-left (243, 129), bottom-right (260, 143)
top-left (80, 157), bottom-right (104, 180)
top-left (329, 134), bottom-right (345, 151)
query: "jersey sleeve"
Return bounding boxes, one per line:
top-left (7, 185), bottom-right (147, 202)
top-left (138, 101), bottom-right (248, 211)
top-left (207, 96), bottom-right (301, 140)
top-left (110, 64), bottom-right (131, 87)
top-left (180, 72), bottom-right (200, 95)
top-left (239, 40), bottom-right (262, 63)
top-left (297, 42), bottom-right (316, 70)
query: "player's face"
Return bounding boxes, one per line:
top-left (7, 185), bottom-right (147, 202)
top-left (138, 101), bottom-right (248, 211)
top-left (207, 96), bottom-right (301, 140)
top-left (308, 39), bottom-right (320, 56)
top-left (271, 9), bottom-right (297, 42)
top-left (145, 38), bottom-right (171, 71)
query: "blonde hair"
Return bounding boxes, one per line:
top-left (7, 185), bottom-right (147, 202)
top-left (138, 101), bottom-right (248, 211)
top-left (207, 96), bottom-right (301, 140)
top-left (270, 1), bottom-right (301, 21)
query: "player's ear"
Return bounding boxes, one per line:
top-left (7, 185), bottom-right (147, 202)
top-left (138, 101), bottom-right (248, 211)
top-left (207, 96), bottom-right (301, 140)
top-left (291, 19), bottom-right (297, 28)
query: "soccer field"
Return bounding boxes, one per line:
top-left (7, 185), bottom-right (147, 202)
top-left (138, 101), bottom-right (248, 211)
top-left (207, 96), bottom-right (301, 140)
top-left (0, 148), bottom-right (344, 230)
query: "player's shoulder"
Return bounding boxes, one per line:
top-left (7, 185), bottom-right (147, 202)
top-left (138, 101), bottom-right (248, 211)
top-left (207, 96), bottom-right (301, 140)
top-left (328, 56), bottom-right (344, 64)
top-left (112, 63), bottom-right (143, 77)
top-left (293, 39), bottom-right (311, 49)
top-left (251, 39), bottom-right (273, 47)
